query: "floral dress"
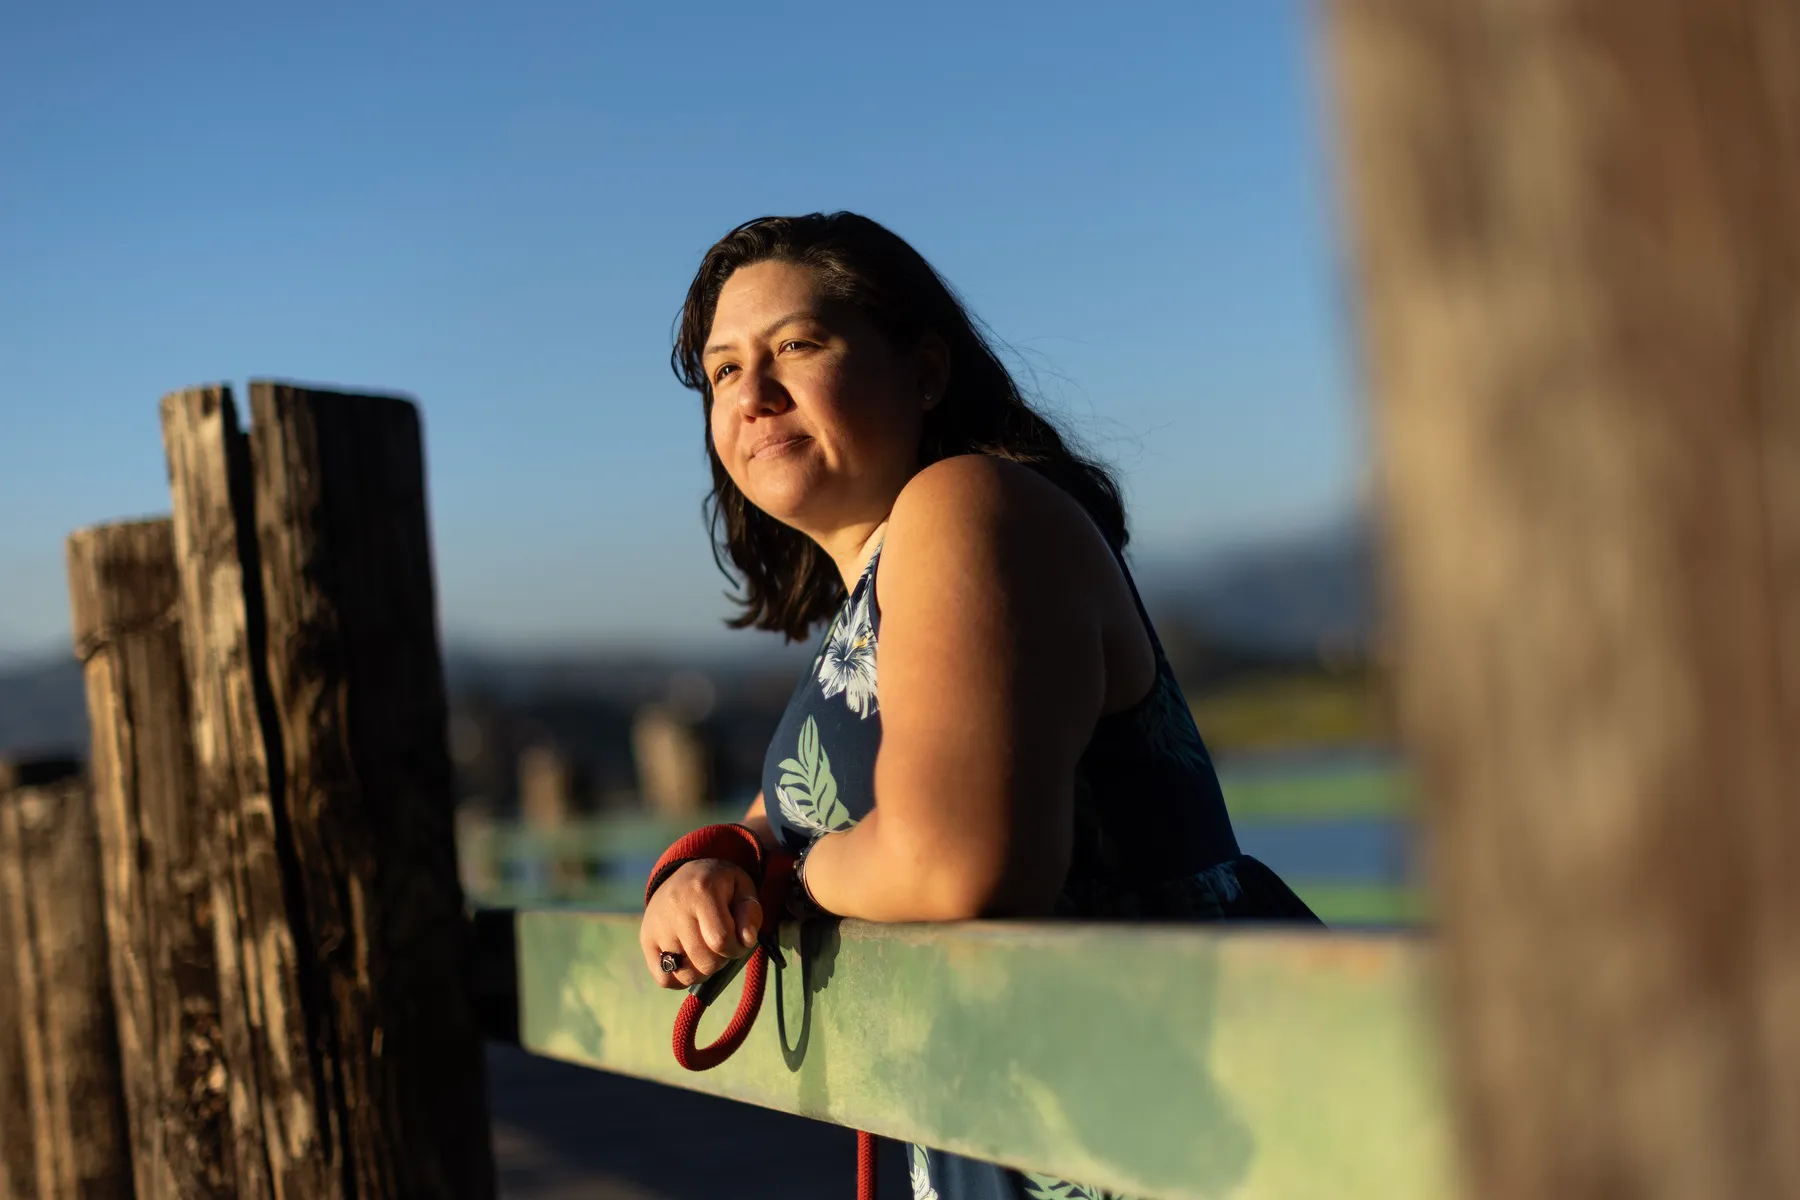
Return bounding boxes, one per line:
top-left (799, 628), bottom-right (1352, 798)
top-left (763, 542), bottom-right (1320, 1200)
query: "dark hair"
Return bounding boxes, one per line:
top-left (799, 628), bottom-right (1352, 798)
top-left (673, 212), bottom-right (1128, 641)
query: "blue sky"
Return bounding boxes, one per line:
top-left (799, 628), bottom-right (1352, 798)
top-left (0, 0), bottom-right (1364, 661)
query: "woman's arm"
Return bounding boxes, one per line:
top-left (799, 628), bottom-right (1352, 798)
top-left (741, 790), bottom-right (776, 855)
top-left (797, 456), bottom-right (1113, 922)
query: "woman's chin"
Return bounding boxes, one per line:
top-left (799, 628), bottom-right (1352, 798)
top-left (743, 465), bottom-right (829, 530)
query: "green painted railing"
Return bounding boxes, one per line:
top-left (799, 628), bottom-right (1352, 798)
top-left (487, 909), bottom-right (1452, 1200)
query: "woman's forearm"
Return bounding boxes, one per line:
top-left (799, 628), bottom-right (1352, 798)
top-left (797, 809), bottom-right (1018, 922)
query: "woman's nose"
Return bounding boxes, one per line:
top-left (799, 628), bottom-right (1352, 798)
top-left (735, 366), bottom-right (791, 416)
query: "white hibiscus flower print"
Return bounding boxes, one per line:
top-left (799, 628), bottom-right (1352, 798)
top-left (776, 716), bottom-right (855, 834)
top-left (909, 1144), bottom-right (938, 1200)
top-left (818, 584), bottom-right (878, 718)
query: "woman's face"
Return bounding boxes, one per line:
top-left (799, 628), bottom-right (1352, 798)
top-left (704, 258), bottom-right (937, 537)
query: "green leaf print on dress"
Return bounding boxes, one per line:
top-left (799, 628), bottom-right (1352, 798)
top-left (909, 1144), bottom-right (939, 1200)
top-left (1020, 1173), bottom-right (1136, 1200)
top-left (776, 715), bottom-right (855, 835)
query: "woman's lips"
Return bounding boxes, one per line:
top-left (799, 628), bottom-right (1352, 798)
top-left (749, 434), bottom-right (809, 460)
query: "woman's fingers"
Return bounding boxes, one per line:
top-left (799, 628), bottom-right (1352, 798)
top-left (644, 934), bottom-right (719, 989)
top-left (640, 914), bottom-right (705, 988)
top-left (727, 867), bottom-right (762, 948)
top-left (641, 927), bottom-right (683, 985)
top-left (675, 917), bottom-right (732, 978)
top-left (639, 858), bottom-right (764, 988)
top-left (730, 896), bottom-right (762, 949)
top-left (664, 948), bottom-right (702, 989)
top-left (693, 888), bottom-right (752, 962)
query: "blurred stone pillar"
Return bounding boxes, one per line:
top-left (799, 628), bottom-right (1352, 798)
top-left (516, 745), bottom-right (573, 899)
top-left (631, 704), bottom-right (713, 818)
top-left (453, 802), bottom-right (497, 903)
top-left (517, 745), bottom-right (572, 830)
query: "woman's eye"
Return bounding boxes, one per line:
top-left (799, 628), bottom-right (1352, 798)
top-left (779, 339), bottom-right (811, 353)
top-left (712, 363), bottom-right (738, 383)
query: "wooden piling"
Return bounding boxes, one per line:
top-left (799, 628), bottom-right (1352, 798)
top-left (1326, 2), bottom-right (1800, 1197)
top-left (155, 381), bottom-right (495, 1198)
top-left (162, 385), bottom-right (327, 1200)
top-left (249, 380), bottom-right (496, 1200)
top-left (68, 518), bottom-right (232, 1198)
top-left (0, 758), bottom-right (133, 1199)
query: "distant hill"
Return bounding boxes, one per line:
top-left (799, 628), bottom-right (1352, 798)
top-left (443, 640), bottom-right (811, 708)
top-left (0, 644), bottom-right (814, 761)
top-left (0, 656), bottom-right (88, 759)
top-left (1136, 514), bottom-right (1377, 660)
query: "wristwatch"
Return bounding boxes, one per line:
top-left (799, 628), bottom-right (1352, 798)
top-left (788, 836), bottom-right (827, 919)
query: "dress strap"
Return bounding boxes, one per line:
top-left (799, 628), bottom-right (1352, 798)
top-left (1102, 542), bottom-right (1173, 665)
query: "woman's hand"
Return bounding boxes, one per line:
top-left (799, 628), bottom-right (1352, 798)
top-left (639, 858), bottom-right (762, 989)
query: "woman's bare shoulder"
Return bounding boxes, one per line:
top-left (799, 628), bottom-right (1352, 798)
top-left (887, 453), bottom-right (1105, 550)
top-left (878, 454), bottom-right (1118, 622)
top-left (879, 454), bottom-right (1150, 726)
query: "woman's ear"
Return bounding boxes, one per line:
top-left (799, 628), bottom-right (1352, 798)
top-left (916, 331), bottom-right (951, 411)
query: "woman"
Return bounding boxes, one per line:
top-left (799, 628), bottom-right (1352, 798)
top-left (640, 212), bottom-right (1318, 1200)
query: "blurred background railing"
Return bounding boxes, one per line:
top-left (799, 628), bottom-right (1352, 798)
top-left (455, 756), bottom-right (1422, 926)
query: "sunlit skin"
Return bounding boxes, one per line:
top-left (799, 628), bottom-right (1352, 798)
top-left (640, 259), bottom-right (1155, 988)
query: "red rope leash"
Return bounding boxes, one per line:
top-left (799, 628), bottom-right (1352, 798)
top-left (858, 1123), bottom-right (877, 1199)
top-left (646, 825), bottom-right (878, 1199)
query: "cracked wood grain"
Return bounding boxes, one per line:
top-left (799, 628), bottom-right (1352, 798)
top-left (68, 518), bottom-right (233, 1199)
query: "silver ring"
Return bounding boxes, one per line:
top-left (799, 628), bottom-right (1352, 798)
top-left (659, 950), bottom-right (681, 975)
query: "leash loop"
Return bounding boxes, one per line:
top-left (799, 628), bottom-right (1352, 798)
top-left (646, 825), bottom-right (876, 1198)
top-left (668, 853), bottom-right (793, 1070)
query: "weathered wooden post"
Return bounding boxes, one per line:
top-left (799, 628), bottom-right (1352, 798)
top-left (0, 758), bottom-right (133, 1199)
top-left (160, 381), bottom-right (496, 1199)
top-left (1326, 1), bottom-right (1800, 1197)
top-left (163, 385), bottom-right (325, 1200)
top-left (247, 380), bottom-right (495, 1198)
top-left (68, 519), bottom-right (232, 1198)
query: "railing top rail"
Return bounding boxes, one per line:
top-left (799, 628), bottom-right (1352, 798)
top-left (495, 910), bottom-right (1451, 1200)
